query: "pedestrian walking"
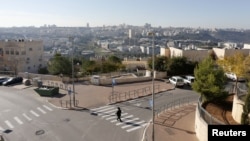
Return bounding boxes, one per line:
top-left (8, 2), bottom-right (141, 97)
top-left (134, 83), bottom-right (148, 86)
top-left (116, 107), bottom-right (122, 122)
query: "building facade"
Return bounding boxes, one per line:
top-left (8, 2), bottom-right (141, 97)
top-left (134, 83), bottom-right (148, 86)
top-left (0, 39), bottom-right (44, 74)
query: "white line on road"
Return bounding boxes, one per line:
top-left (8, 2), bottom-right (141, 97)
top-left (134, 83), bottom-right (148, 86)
top-left (118, 118), bottom-right (139, 126)
top-left (94, 107), bottom-right (115, 113)
top-left (91, 105), bottom-right (111, 111)
top-left (0, 126), bottom-right (4, 131)
top-left (43, 105), bottom-right (53, 111)
top-left (110, 115), bottom-right (133, 122)
top-left (14, 116), bottom-right (23, 125)
top-left (5, 120), bottom-right (14, 129)
top-left (105, 113), bottom-right (128, 120)
top-left (113, 115), bottom-right (133, 124)
top-left (122, 120), bottom-right (145, 129)
top-left (37, 107), bottom-right (46, 114)
top-left (100, 109), bottom-right (117, 117)
top-left (23, 113), bottom-right (32, 121)
top-left (30, 110), bottom-right (40, 117)
top-left (126, 123), bottom-right (148, 132)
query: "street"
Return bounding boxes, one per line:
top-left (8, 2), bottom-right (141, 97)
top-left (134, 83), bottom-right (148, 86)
top-left (0, 85), bottom-right (199, 141)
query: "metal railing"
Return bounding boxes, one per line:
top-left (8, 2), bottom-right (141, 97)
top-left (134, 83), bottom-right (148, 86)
top-left (109, 85), bottom-right (160, 103)
top-left (197, 96), bottom-right (225, 125)
top-left (60, 100), bottom-right (79, 108)
top-left (155, 95), bottom-right (198, 117)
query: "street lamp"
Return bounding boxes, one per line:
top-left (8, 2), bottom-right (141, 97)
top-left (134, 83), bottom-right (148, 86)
top-left (149, 31), bottom-right (155, 141)
top-left (69, 37), bottom-right (76, 107)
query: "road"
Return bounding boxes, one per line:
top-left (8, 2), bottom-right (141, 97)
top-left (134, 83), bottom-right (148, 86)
top-left (0, 85), bottom-right (199, 141)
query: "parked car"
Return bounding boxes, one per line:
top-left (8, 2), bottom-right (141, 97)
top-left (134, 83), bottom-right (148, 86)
top-left (0, 77), bottom-right (9, 85)
top-left (182, 75), bottom-right (195, 86)
top-left (225, 72), bottom-right (245, 82)
top-left (169, 76), bottom-right (185, 87)
top-left (2, 77), bottom-right (23, 86)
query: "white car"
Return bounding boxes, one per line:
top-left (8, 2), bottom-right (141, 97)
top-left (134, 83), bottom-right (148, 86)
top-left (183, 75), bottom-right (195, 86)
top-left (169, 76), bottom-right (185, 87)
top-left (225, 72), bottom-right (245, 82)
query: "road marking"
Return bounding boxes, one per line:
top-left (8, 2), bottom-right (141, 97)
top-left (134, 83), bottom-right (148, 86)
top-left (105, 113), bottom-right (128, 120)
top-left (37, 107), bottom-right (46, 114)
top-left (94, 107), bottom-right (114, 113)
top-left (23, 113), bottom-right (32, 121)
top-left (43, 105), bottom-right (53, 111)
top-left (91, 105), bottom-right (111, 111)
top-left (116, 115), bottom-right (133, 126)
top-left (118, 118), bottom-right (139, 126)
top-left (0, 126), bottom-right (4, 131)
top-left (30, 110), bottom-right (40, 117)
top-left (14, 117), bottom-right (23, 124)
top-left (14, 116), bottom-right (23, 125)
top-left (5, 120), bottom-right (14, 129)
top-left (110, 114), bottom-right (133, 123)
top-left (121, 120), bottom-right (145, 129)
top-left (126, 123), bottom-right (148, 132)
top-left (100, 109), bottom-right (117, 117)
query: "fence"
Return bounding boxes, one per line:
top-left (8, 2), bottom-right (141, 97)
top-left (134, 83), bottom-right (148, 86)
top-left (197, 96), bottom-right (225, 125)
top-left (154, 94), bottom-right (198, 117)
top-left (109, 85), bottom-right (160, 103)
top-left (59, 100), bottom-right (79, 108)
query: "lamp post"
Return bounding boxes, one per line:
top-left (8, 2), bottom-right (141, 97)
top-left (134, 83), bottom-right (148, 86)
top-left (69, 37), bottom-right (76, 107)
top-left (149, 31), bottom-right (155, 141)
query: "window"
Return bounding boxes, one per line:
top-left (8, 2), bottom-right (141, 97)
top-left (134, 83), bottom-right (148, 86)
top-left (15, 51), bottom-right (19, 55)
top-left (29, 48), bottom-right (32, 51)
top-left (10, 49), bottom-right (14, 55)
top-left (5, 50), bottom-right (9, 55)
top-left (21, 51), bottom-right (26, 55)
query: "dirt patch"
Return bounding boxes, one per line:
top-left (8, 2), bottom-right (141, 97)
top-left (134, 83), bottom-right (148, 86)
top-left (203, 94), bottom-right (239, 125)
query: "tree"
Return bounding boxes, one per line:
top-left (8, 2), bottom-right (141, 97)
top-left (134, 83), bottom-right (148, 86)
top-left (217, 52), bottom-right (247, 93)
top-left (192, 57), bottom-right (227, 102)
top-left (147, 56), bottom-right (169, 71)
top-left (241, 82), bottom-right (250, 125)
top-left (108, 55), bottom-right (122, 64)
top-left (167, 56), bottom-right (196, 76)
top-left (47, 53), bottom-right (72, 75)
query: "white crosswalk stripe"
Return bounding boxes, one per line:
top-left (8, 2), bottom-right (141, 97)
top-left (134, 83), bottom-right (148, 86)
top-left (117, 117), bottom-right (139, 126)
top-left (126, 123), bottom-right (148, 132)
top-left (5, 120), bottom-right (14, 129)
top-left (111, 115), bottom-right (133, 123)
top-left (43, 105), bottom-right (53, 111)
top-left (0, 105), bottom-right (54, 131)
top-left (105, 113), bottom-right (128, 120)
top-left (23, 113), bottom-right (32, 121)
top-left (122, 120), bottom-right (145, 129)
top-left (91, 105), bottom-right (147, 133)
top-left (0, 126), bottom-right (4, 131)
top-left (30, 110), bottom-right (40, 117)
top-left (14, 116), bottom-right (23, 125)
top-left (101, 109), bottom-right (117, 117)
top-left (37, 107), bottom-right (46, 114)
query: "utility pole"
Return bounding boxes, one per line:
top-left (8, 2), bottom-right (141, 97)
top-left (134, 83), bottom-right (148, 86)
top-left (69, 37), bottom-right (76, 107)
top-left (149, 31), bottom-right (155, 141)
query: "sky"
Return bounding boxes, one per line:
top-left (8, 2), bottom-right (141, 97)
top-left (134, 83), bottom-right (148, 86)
top-left (0, 0), bottom-right (249, 29)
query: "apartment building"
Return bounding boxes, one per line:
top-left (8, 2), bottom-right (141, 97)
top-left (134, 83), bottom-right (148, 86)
top-left (0, 39), bottom-right (44, 74)
top-left (160, 44), bottom-right (250, 62)
top-left (167, 47), bottom-right (210, 62)
top-left (212, 47), bottom-right (250, 59)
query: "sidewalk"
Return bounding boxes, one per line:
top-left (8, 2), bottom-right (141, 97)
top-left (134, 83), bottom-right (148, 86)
top-left (42, 80), bottom-right (175, 109)
top-left (143, 103), bottom-right (199, 141)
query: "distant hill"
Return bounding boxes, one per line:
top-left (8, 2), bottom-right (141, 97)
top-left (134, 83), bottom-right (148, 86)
top-left (212, 30), bottom-right (250, 43)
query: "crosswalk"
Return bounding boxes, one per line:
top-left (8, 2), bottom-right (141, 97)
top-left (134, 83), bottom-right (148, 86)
top-left (0, 104), bottom-right (54, 131)
top-left (90, 105), bottom-right (148, 133)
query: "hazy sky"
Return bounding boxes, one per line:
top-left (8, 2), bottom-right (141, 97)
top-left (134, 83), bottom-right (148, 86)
top-left (0, 0), bottom-right (249, 29)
